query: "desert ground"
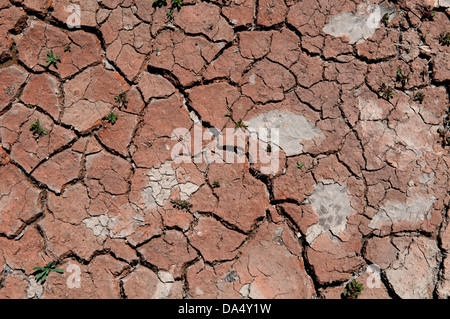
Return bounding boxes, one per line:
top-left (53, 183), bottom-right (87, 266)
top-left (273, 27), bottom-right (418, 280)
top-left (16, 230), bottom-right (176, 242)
top-left (0, 0), bottom-right (449, 299)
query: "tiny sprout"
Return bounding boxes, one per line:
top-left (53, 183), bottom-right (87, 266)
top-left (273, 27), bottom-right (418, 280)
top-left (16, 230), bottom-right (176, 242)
top-left (379, 83), bottom-right (395, 101)
top-left (438, 114), bottom-right (450, 147)
top-left (107, 112), bottom-right (118, 125)
top-left (396, 69), bottom-right (409, 86)
top-left (167, 8), bottom-right (174, 19)
top-left (235, 119), bottom-right (248, 130)
top-left (170, 199), bottom-right (193, 211)
top-left (115, 91), bottom-right (128, 109)
top-left (30, 119), bottom-right (48, 141)
top-left (418, 5), bottom-right (435, 21)
top-left (297, 162), bottom-right (304, 170)
top-left (32, 261), bottom-right (63, 284)
top-left (381, 13), bottom-right (390, 26)
top-left (172, 0), bottom-right (183, 8)
top-left (439, 32), bottom-right (450, 46)
top-left (45, 50), bottom-right (61, 68)
top-left (343, 279), bottom-right (364, 299)
top-left (212, 180), bottom-right (220, 188)
top-left (153, 0), bottom-right (167, 6)
top-left (414, 92), bottom-right (425, 103)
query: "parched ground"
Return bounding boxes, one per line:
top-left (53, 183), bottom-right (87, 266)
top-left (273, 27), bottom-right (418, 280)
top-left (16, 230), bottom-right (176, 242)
top-left (0, 0), bottom-right (449, 299)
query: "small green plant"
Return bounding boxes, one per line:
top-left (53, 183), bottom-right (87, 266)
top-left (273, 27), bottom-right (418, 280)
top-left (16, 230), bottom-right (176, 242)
top-left (45, 50), bottom-right (61, 68)
top-left (235, 119), bottom-right (248, 130)
top-left (153, 0), bottom-right (167, 6)
top-left (172, 0), bottom-right (183, 8)
top-left (418, 5), bottom-right (435, 21)
top-left (30, 119), bottom-right (48, 141)
top-left (64, 43), bottom-right (71, 52)
top-left (212, 180), bottom-right (220, 188)
top-left (414, 92), bottom-right (425, 103)
top-left (439, 32), bottom-right (450, 46)
top-left (167, 8), bottom-right (174, 19)
top-left (420, 34), bottom-right (427, 42)
top-left (438, 113), bottom-right (450, 147)
top-left (396, 69), bottom-right (409, 86)
top-left (107, 112), bottom-right (118, 125)
top-left (266, 144), bottom-right (272, 153)
top-left (170, 199), bottom-right (193, 211)
top-left (381, 13), bottom-right (390, 26)
top-left (378, 83), bottom-right (395, 101)
top-left (297, 162), bottom-right (304, 170)
top-left (32, 261), bottom-right (63, 284)
top-left (225, 112), bottom-right (233, 118)
top-left (154, 0), bottom-right (182, 19)
top-left (115, 91), bottom-right (128, 108)
top-left (343, 279), bottom-right (364, 299)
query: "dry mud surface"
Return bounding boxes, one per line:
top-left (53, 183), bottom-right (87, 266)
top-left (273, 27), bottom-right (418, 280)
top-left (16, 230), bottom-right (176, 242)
top-left (0, 0), bottom-right (449, 299)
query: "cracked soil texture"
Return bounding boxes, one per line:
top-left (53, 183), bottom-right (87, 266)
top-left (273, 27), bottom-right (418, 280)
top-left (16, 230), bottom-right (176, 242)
top-left (0, 0), bottom-right (449, 299)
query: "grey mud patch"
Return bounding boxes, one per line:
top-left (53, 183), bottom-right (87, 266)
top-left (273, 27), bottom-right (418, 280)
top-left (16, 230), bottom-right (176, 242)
top-left (323, 3), bottom-right (395, 44)
top-left (142, 161), bottom-right (200, 209)
top-left (246, 110), bottom-right (324, 157)
top-left (368, 197), bottom-right (437, 230)
top-left (385, 236), bottom-right (441, 299)
top-left (83, 214), bottom-right (114, 237)
top-left (305, 180), bottom-right (353, 244)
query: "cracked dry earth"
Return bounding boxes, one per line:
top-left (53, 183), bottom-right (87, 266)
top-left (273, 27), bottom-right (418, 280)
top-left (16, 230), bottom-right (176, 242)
top-left (0, 0), bottom-right (449, 300)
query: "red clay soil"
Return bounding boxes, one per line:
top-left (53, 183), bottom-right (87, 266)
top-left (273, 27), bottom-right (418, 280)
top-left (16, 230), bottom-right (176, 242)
top-left (0, 0), bottom-right (449, 299)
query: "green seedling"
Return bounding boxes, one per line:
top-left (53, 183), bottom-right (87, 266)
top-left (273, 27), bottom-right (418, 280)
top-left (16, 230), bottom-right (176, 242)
top-left (343, 279), bottom-right (364, 299)
top-left (438, 114), bottom-right (450, 147)
top-left (414, 92), bottom-right (425, 103)
top-left (379, 83), bottom-right (395, 101)
top-left (30, 119), bottom-right (48, 141)
top-left (225, 112), bottom-right (233, 118)
top-left (396, 69), bottom-right (409, 86)
top-left (170, 199), bottom-right (193, 211)
top-left (439, 32), bottom-right (450, 46)
top-left (266, 144), bottom-right (272, 153)
top-left (167, 8), bottom-right (174, 19)
top-left (212, 180), bottom-right (220, 188)
top-left (45, 50), bottom-right (61, 68)
top-left (438, 127), bottom-right (450, 146)
top-left (33, 261), bottom-right (63, 284)
top-left (64, 43), bottom-right (71, 52)
top-left (107, 112), bottom-right (118, 125)
top-left (115, 91), bottom-right (128, 109)
top-left (172, 0), bottom-right (183, 8)
top-left (155, 0), bottom-right (182, 19)
top-left (420, 34), bottom-right (427, 42)
top-left (153, 0), bottom-right (167, 6)
top-left (235, 119), bottom-right (248, 130)
top-left (418, 5), bottom-right (435, 21)
top-left (297, 162), bottom-right (304, 170)
top-left (381, 13), bottom-right (390, 26)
